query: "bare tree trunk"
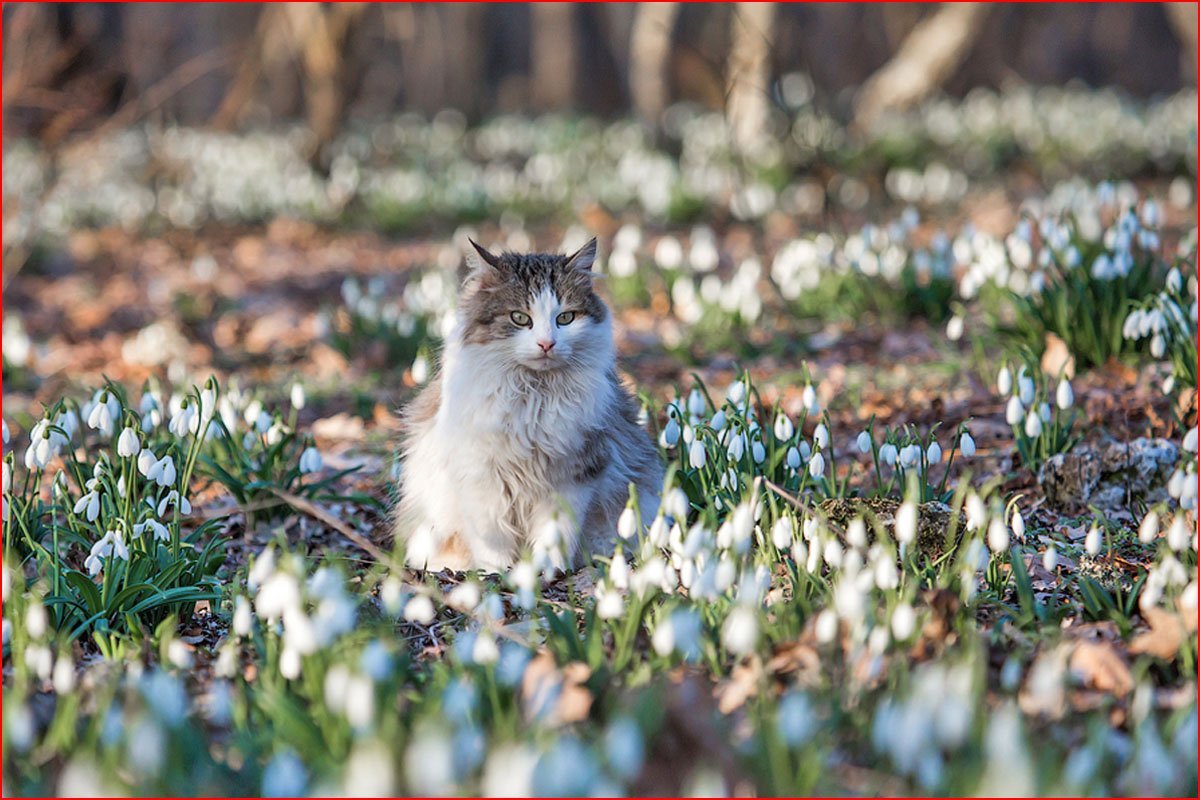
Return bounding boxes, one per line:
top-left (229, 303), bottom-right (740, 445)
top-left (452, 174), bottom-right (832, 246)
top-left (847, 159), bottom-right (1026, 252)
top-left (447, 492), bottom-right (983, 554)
top-left (853, 3), bottom-right (991, 131)
top-left (1165, 2), bottom-right (1198, 82)
top-left (531, 3), bottom-right (576, 110)
top-left (629, 2), bottom-right (679, 127)
top-left (284, 3), bottom-right (366, 159)
top-left (726, 3), bottom-right (776, 154)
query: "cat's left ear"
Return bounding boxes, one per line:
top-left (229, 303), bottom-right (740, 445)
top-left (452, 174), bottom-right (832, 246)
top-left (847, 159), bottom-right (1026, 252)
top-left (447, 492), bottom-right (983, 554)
top-left (564, 237), bottom-right (598, 274)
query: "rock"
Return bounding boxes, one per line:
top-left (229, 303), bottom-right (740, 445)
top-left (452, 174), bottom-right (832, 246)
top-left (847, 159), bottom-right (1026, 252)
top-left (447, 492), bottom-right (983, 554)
top-left (818, 497), bottom-right (955, 560)
top-left (1039, 437), bottom-right (1179, 512)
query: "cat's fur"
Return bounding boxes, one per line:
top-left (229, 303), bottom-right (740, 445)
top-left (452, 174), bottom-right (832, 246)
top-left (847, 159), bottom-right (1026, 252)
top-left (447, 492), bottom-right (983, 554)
top-left (393, 238), bottom-right (663, 571)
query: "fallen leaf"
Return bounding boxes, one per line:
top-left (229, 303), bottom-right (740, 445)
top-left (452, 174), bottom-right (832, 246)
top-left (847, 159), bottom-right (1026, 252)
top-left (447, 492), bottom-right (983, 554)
top-left (1069, 640), bottom-right (1134, 696)
top-left (715, 656), bottom-right (761, 714)
top-left (1129, 606), bottom-right (1186, 660)
top-left (520, 650), bottom-right (593, 726)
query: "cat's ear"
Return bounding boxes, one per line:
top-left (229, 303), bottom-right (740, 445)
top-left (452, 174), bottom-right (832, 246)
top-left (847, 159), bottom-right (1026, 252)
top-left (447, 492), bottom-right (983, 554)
top-left (467, 239), bottom-right (502, 272)
top-left (564, 237), bottom-right (598, 274)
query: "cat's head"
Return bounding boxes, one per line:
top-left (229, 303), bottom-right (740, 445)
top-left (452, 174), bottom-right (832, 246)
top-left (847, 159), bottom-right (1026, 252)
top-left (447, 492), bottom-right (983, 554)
top-left (457, 238), bottom-right (609, 372)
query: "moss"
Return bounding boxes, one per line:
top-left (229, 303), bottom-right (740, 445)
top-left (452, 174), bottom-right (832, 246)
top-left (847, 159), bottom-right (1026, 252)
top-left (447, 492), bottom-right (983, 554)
top-left (818, 497), bottom-right (956, 561)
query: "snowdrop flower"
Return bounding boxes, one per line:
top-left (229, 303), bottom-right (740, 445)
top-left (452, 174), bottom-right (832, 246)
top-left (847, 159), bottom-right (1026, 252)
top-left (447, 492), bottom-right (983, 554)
top-left (846, 517), bottom-right (868, 550)
top-left (726, 432), bottom-right (745, 462)
top-left (1056, 380), bottom-right (1074, 410)
top-left (808, 451), bottom-right (825, 479)
top-left (53, 652), bottom-right (76, 694)
top-left (959, 431), bottom-right (976, 457)
top-left (1141, 199), bottom-right (1161, 228)
top-left (1138, 511), bottom-right (1160, 544)
top-left (651, 609), bottom-right (701, 660)
top-left (617, 506), bottom-right (638, 540)
top-left (665, 488), bottom-right (689, 522)
top-left (156, 490), bottom-right (191, 518)
top-left (117, 427), bottom-right (141, 458)
top-left (802, 384), bottom-right (819, 415)
top-left (688, 440), bottom-right (707, 469)
top-left (168, 402), bottom-right (196, 438)
top-left (1042, 545), bottom-right (1058, 571)
top-left (987, 518), bottom-right (1010, 552)
top-left (290, 382), bottom-right (306, 410)
top-left (1166, 516), bottom-right (1189, 552)
top-left (298, 446), bottom-right (323, 474)
top-left (74, 488), bottom-right (102, 523)
top-left (1038, 402), bottom-right (1051, 423)
top-left (1185, 427), bottom-right (1198, 454)
top-left (1018, 374), bottom-right (1035, 406)
top-left (895, 501), bottom-right (918, 545)
top-left (710, 410), bottom-right (726, 432)
top-left (898, 444), bottom-right (921, 469)
top-left (771, 516), bottom-right (794, 551)
top-left (447, 582), bottom-right (481, 613)
top-left (686, 389), bottom-right (706, 417)
top-left (891, 602), bottom-right (916, 641)
top-left (87, 393), bottom-right (118, 436)
top-left (813, 423), bottom-right (829, 449)
top-left (786, 446), bottom-right (802, 470)
top-left (150, 455), bottom-right (177, 488)
top-left (472, 630), bottom-right (500, 664)
top-left (946, 315), bottom-right (964, 341)
top-left (1, 419), bottom-right (7, 444)
top-left (1085, 524), bottom-right (1102, 556)
top-left (856, 431), bottom-right (872, 454)
top-left (751, 439), bottom-right (766, 464)
top-left (926, 440), bottom-right (942, 465)
top-left (132, 518), bottom-right (169, 542)
top-left (879, 443), bottom-right (898, 466)
top-left (1011, 508), bottom-right (1025, 540)
top-left (815, 609), bottom-right (838, 644)
top-left (659, 417), bottom-right (680, 448)
top-left (233, 596), bottom-right (253, 637)
top-left (997, 366), bottom-right (1013, 395)
top-left (774, 412), bottom-right (794, 441)
top-left (1023, 411), bottom-right (1043, 438)
top-left (721, 606), bottom-right (759, 656)
top-left (596, 583), bottom-right (625, 620)
top-left (24, 420), bottom-right (64, 469)
top-left (137, 449), bottom-right (158, 478)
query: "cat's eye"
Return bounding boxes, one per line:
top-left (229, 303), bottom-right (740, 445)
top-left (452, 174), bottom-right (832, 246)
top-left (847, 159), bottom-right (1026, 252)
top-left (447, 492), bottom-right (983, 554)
top-left (555, 311), bottom-right (576, 326)
top-left (510, 311), bottom-right (532, 328)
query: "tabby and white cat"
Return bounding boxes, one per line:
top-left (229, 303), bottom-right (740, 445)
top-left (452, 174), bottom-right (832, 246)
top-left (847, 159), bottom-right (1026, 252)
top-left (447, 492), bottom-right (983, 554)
top-left (393, 238), bottom-right (663, 571)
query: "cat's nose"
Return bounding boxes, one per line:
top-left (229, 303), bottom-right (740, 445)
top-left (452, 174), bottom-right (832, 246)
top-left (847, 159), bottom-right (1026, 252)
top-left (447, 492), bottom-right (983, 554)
top-left (537, 339), bottom-right (556, 354)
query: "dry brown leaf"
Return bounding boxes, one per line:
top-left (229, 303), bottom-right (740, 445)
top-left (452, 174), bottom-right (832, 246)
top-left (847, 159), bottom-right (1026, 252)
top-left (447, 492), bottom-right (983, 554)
top-left (715, 657), bottom-right (761, 715)
top-left (765, 641), bottom-right (821, 687)
top-left (1041, 333), bottom-right (1075, 379)
top-left (520, 650), bottom-right (593, 726)
top-left (1069, 640), bottom-right (1134, 696)
top-left (1129, 606), bottom-right (1187, 660)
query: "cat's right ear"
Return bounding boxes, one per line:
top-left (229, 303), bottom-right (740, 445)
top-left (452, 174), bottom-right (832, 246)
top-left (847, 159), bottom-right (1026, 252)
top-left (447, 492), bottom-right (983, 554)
top-left (467, 239), bottom-right (502, 273)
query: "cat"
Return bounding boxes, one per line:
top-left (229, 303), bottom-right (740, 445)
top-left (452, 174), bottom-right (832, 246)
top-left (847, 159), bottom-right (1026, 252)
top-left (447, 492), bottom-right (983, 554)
top-left (393, 237), bottom-right (663, 572)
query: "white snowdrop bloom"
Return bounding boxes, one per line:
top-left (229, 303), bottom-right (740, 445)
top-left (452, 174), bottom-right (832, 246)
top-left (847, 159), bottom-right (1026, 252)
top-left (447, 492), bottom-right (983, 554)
top-left (1138, 511), bottom-right (1160, 544)
top-left (666, 488), bottom-right (689, 522)
top-left (609, 551), bottom-right (630, 591)
top-left (167, 403), bottom-right (196, 438)
top-left (726, 432), bottom-right (745, 462)
top-left (151, 455), bottom-right (177, 488)
top-left (447, 582), bottom-right (481, 613)
top-left (926, 440), bottom-right (942, 465)
top-left (822, 538), bottom-right (844, 569)
top-left (647, 515), bottom-right (670, 549)
top-left (472, 630), bottom-right (500, 665)
top-left (895, 501), bottom-right (918, 545)
top-left (596, 583), bottom-right (626, 620)
top-left (116, 427), bottom-right (141, 458)
top-left (1167, 515), bottom-right (1190, 552)
top-left (651, 609), bottom-right (701, 660)
top-left (156, 490), bottom-right (191, 518)
top-left (721, 606), bottom-right (759, 656)
top-left (137, 449), bottom-right (158, 478)
top-left (891, 602), bottom-right (916, 641)
top-left (87, 395), bottom-right (117, 436)
top-left (856, 430), bottom-right (872, 454)
top-left (688, 440), bottom-right (707, 469)
top-left (132, 518), bottom-right (169, 542)
top-left (1141, 199), bottom-right (1161, 228)
top-left (715, 556), bottom-right (737, 591)
top-left (774, 412), bottom-right (794, 441)
top-left (659, 417), bottom-right (681, 448)
top-left (290, 382), bottom-right (306, 410)
top-left (298, 446), bottom-right (323, 474)
top-left (998, 365), bottom-right (1014, 395)
top-left (1038, 402), bottom-right (1051, 423)
top-left (879, 443), bottom-right (898, 466)
top-left (946, 315), bottom-right (964, 341)
top-left (1018, 375), bottom-right (1035, 406)
top-left (53, 652), bottom-right (76, 694)
top-left (1, 419), bottom-right (7, 444)
top-left (1150, 334), bottom-right (1166, 358)
top-left (987, 518), bottom-right (1010, 552)
top-left (813, 423), bottom-right (829, 449)
top-left (1184, 427), bottom-right (1198, 453)
top-left (1042, 545), bottom-right (1058, 572)
top-left (786, 446), bottom-right (802, 469)
top-left (1163, 374), bottom-right (1176, 394)
top-left (771, 516), bottom-right (794, 550)
top-left (616, 506), bottom-right (638, 540)
top-left (74, 489), bottom-right (101, 523)
top-left (255, 572), bottom-right (301, 621)
top-left (845, 517), bottom-right (868, 550)
top-left (730, 502), bottom-right (755, 551)
top-left (898, 444), bottom-right (921, 469)
top-left (1011, 508), bottom-right (1026, 540)
top-left (808, 451), bottom-right (825, 479)
top-left (1023, 410), bottom-right (1043, 438)
top-left (867, 626), bottom-right (890, 655)
top-left (687, 388), bottom-right (706, 417)
top-left (26, 603), bottom-right (48, 639)
top-left (815, 609), bottom-right (839, 644)
top-left (801, 384), bottom-right (819, 415)
top-left (1056, 380), bottom-right (1074, 410)
top-left (167, 639), bottom-right (193, 669)
top-left (1005, 397), bottom-right (1024, 426)
top-left (710, 410), bottom-right (727, 433)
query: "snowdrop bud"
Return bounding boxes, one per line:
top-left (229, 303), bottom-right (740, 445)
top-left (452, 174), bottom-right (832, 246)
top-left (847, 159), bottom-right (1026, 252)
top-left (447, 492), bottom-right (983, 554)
top-left (1011, 508), bottom-right (1025, 540)
top-left (813, 424), bottom-right (829, 449)
top-left (472, 631), bottom-right (499, 665)
top-left (688, 440), bottom-right (707, 469)
top-left (856, 431), bottom-right (872, 454)
top-left (299, 446), bottom-right (323, 474)
top-left (726, 433), bottom-right (745, 462)
top-left (1085, 524), bottom-right (1102, 556)
top-left (1039, 402), bottom-right (1051, 423)
top-left (1141, 199), bottom-right (1160, 229)
top-left (815, 609), bottom-right (838, 644)
top-left (771, 517), bottom-right (794, 551)
top-left (1018, 375), bottom-right (1035, 406)
top-left (946, 315), bottom-right (964, 341)
top-left (117, 427), bottom-right (141, 458)
top-left (846, 518), bottom-right (867, 549)
top-left (721, 606), bottom-right (759, 656)
top-left (879, 443), bottom-right (898, 466)
top-left (1151, 335), bottom-right (1166, 358)
top-left (959, 431), bottom-right (976, 457)
top-left (1138, 511), bottom-right (1160, 544)
top-left (927, 441), bottom-right (942, 465)
top-left (891, 603), bottom-right (916, 641)
top-left (53, 653), bottom-right (76, 694)
top-left (26, 603), bottom-right (47, 639)
top-left (997, 366), bottom-right (1013, 396)
top-left (773, 412), bottom-right (794, 441)
top-left (751, 440), bottom-right (766, 465)
top-left (403, 595), bottom-right (436, 625)
top-left (1055, 380), bottom-right (1074, 410)
top-left (1185, 427), bottom-right (1198, 454)
top-left (687, 389), bottom-right (706, 417)
top-left (808, 451), bottom-right (825, 480)
top-left (290, 383), bottom-right (306, 410)
top-left (660, 417), bottom-right (681, 448)
top-left (801, 384), bottom-right (819, 414)
top-left (1005, 397), bottom-right (1025, 426)
top-left (1024, 411), bottom-right (1043, 438)
top-left (233, 596), bottom-right (253, 637)
top-left (1166, 516), bottom-right (1189, 552)
top-left (1042, 545), bottom-right (1058, 572)
top-left (1166, 267), bottom-right (1182, 293)
top-left (895, 501), bottom-right (917, 545)
top-left (710, 410), bottom-right (726, 432)
top-left (786, 447), bottom-right (801, 470)
top-left (987, 518), bottom-right (1010, 552)
top-left (600, 502), bottom-right (631, 543)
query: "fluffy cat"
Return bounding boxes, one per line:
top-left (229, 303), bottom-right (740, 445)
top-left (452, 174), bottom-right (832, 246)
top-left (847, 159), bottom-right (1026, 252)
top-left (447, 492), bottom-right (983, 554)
top-left (393, 237), bottom-right (663, 571)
